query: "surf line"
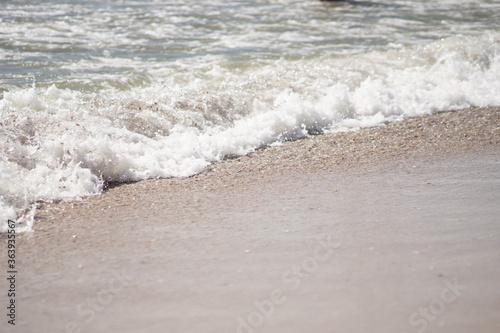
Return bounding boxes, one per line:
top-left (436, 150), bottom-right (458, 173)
top-left (6, 219), bottom-right (17, 325)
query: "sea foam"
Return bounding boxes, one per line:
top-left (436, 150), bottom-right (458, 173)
top-left (1, 32), bottom-right (499, 231)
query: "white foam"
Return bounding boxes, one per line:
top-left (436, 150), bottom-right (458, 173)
top-left (1, 32), bottom-right (499, 230)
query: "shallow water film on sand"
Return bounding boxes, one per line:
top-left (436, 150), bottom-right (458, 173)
top-left (1, 0), bottom-right (500, 229)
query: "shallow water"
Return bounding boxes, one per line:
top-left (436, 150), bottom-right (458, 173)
top-left (1, 0), bottom-right (500, 230)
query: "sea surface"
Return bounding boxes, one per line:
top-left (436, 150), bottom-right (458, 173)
top-left (1, 0), bottom-right (499, 231)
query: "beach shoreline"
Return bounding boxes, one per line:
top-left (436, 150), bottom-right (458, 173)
top-left (2, 106), bottom-right (499, 333)
top-left (45, 105), bottom-right (500, 208)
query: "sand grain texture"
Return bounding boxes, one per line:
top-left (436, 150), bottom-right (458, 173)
top-left (1, 107), bottom-right (499, 333)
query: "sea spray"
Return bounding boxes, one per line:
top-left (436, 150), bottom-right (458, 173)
top-left (1, 0), bottom-right (499, 230)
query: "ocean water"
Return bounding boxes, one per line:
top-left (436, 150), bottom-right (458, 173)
top-left (1, 0), bottom-right (499, 231)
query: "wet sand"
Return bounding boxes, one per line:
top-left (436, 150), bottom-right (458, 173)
top-left (1, 107), bottom-right (499, 333)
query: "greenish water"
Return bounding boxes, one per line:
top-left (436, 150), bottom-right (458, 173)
top-left (1, 0), bottom-right (499, 229)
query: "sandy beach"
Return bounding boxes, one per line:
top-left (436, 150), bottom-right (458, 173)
top-left (1, 107), bottom-right (499, 333)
